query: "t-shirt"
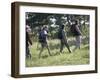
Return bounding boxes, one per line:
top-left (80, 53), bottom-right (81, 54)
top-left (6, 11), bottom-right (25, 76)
top-left (38, 30), bottom-right (47, 43)
top-left (71, 24), bottom-right (81, 36)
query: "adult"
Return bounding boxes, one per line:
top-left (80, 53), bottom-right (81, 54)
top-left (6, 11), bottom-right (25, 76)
top-left (38, 26), bottom-right (52, 58)
top-left (70, 20), bottom-right (82, 51)
top-left (26, 26), bottom-right (32, 58)
top-left (58, 25), bottom-right (71, 53)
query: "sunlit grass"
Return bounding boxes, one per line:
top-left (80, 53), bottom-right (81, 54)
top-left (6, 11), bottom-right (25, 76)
top-left (26, 39), bottom-right (89, 67)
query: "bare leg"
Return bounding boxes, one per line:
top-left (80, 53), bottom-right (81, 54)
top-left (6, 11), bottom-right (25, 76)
top-left (65, 41), bottom-right (71, 53)
top-left (39, 43), bottom-right (44, 58)
top-left (46, 45), bottom-right (52, 56)
top-left (46, 43), bottom-right (51, 56)
top-left (60, 40), bottom-right (64, 53)
top-left (73, 36), bottom-right (81, 51)
top-left (26, 47), bottom-right (31, 58)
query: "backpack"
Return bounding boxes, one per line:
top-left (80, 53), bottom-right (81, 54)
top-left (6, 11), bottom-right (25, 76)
top-left (70, 24), bottom-right (81, 36)
top-left (57, 30), bottom-right (63, 39)
top-left (38, 31), bottom-right (46, 42)
top-left (70, 24), bottom-right (75, 33)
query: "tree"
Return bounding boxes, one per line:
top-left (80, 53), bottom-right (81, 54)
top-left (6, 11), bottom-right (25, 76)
top-left (26, 12), bottom-right (90, 41)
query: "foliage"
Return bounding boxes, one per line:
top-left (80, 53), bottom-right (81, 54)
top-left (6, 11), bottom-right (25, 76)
top-left (26, 13), bottom-right (90, 40)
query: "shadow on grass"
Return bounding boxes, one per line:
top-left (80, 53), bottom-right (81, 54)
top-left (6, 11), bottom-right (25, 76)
top-left (42, 55), bottom-right (49, 59)
top-left (41, 52), bottom-right (60, 59)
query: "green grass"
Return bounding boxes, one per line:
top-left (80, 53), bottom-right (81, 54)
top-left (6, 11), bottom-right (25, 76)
top-left (26, 39), bottom-right (89, 67)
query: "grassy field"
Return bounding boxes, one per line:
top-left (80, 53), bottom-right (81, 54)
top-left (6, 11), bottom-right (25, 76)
top-left (26, 39), bottom-right (89, 67)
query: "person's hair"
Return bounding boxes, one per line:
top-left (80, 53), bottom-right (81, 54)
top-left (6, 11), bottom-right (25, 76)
top-left (43, 26), bottom-right (47, 30)
top-left (75, 20), bottom-right (79, 25)
top-left (61, 25), bottom-right (64, 29)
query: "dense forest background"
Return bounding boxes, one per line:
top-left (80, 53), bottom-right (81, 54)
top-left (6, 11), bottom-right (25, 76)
top-left (26, 12), bottom-right (90, 41)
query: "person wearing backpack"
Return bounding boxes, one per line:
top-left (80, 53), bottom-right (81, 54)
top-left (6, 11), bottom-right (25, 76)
top-left (58, 25), bottom-right (71, 53)
top-left (38, 26), bottom-right (52, 58)
top-left (70, 20), bottom-right (82, 51)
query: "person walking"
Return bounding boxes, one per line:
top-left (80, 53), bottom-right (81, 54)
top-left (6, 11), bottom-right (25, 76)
top-left (70, 20), bottom-right (82, 51)
top-left (58, 25), bottom-right (71, 53)
top-left (26, 27), bottom-right (32, 58)
top-left (38, 26), bottom-right (52, 58)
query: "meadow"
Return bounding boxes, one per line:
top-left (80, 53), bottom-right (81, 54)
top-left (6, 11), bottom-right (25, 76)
top-left (26, 38), bottom-right (89, 67)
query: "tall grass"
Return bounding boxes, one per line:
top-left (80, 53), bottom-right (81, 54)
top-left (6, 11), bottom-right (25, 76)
top-left (26, 39), bottom-right (89, 67)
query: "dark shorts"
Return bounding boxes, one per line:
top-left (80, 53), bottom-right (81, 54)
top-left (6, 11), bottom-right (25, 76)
top-left (40, 42), bottom-right (48, 48)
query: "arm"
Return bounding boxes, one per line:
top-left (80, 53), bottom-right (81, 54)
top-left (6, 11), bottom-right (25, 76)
top-left (62, 30), bottom-right (67, 41)
top-left (28, 37), bottom-right (32, 45)
top-left (26, 32), bottom-right (32, 45)
top-left (75, 25), bottom-right (82, 35)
